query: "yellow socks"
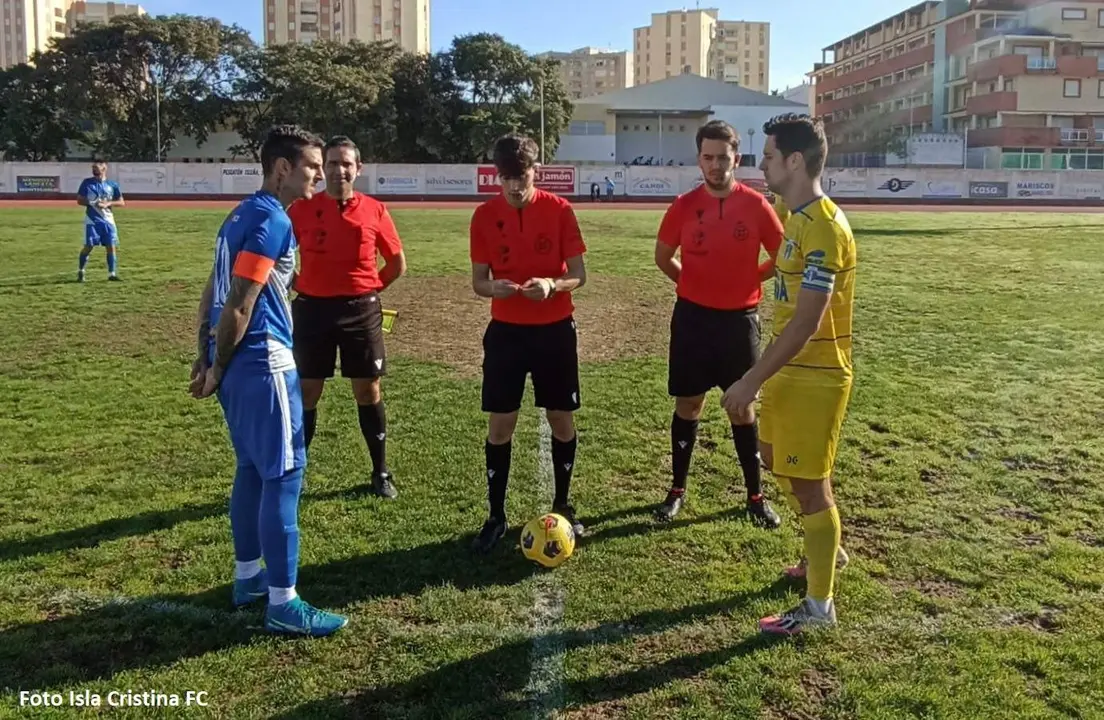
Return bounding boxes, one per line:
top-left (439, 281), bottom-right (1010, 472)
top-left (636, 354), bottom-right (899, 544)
top-left (802, 505), bottom-right (842, 602)
top-left (776, 476), bottom-right (803, 516)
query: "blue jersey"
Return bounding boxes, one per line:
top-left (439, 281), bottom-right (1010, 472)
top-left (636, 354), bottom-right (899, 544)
top-left (208, 191), bottom-right (297, 375)
top-left (78, 178), bottom-right (122, 227)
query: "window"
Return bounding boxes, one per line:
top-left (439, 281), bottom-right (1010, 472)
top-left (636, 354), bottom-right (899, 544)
top-left (1001, 148), bottom-right (1045, 169)
top-left (1061, 8), bottom-right (1087, 21)
top-left (1064, 79), bottom-right (1081, 97)
top-left (1100, 79), bottom-right (1104, 97)
top-left (1099, 9), bottom-right (1104, 27)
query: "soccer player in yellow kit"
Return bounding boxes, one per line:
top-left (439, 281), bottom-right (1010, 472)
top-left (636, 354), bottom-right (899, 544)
top-left (723, 113), bottom-right (856, 634)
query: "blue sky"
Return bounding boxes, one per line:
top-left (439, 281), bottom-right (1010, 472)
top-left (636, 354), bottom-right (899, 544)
top-left (139, 0), bottom-right (921, 90)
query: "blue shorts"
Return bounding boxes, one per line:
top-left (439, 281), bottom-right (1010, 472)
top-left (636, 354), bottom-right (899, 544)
top-left (217, 365), bottom-right (306, 481)
top-left (84, 222), bottom-right (119, 248)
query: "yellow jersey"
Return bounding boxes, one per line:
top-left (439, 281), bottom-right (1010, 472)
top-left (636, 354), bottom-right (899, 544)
top-left (770, 195), bottom-right (856, 374)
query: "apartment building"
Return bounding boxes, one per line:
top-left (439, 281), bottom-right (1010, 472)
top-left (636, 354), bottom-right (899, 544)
top-left (945, 0), bottom-right (1104, 170)
top-left (812, 0), bottom-right (1104, 169)
top-left (264, 0), bottom-right (430, 54)
top-left (538, 47), bottom-right (633, 100)
top-left (633, 8), bottom-right (770, 92)
top-left (68, 1), bottom-right (143, 28)
top-left (1, 0), bottom-right (143, 68)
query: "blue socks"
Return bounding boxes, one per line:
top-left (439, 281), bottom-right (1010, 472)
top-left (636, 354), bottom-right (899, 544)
top-left (230, 465), bottom-right (264, 563)
top-left (106, 251), bottom-right (117, 275)
top-left (260, 467), bottom-right (304, 590)
top-left (229, 465), bottom-right (304, 590)
top-left (78, 252), bottom-right (90, 271)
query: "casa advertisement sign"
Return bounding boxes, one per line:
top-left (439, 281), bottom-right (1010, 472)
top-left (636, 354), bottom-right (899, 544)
top-left (968, 181), bottom-right (1008, 199)
top-left (476, 165), bottom-right (577, 194)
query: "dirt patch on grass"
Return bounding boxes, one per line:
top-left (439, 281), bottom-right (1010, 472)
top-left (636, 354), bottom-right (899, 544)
top-left (1001, 605), bottom-right (1062, 633)
top-left (385, 274), bottom-right (673, 377)
top-left (996, 507), bottom-right (1044, 523)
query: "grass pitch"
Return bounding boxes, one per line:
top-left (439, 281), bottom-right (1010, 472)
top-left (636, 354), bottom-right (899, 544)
top-left (0, 204), bottom-right (1102, 719)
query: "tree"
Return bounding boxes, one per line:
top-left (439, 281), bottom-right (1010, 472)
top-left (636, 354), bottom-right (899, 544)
top-left (229, 40), bottom-right (403, 161)
top-left (49, 14), bottom-right (252, 161)
top-left (447, 34), bottom-right (572, 162)
top-left (368, 51), bottom-right (468, 163)
top-left (0, 62), bottom-right (77, 161)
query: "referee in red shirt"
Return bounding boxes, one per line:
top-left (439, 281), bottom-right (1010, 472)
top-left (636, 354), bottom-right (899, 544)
top-left (468, 134), bottom-right (588, 554)
top-left (654, 120), bottom-right (784, 527)
top-left (288, 136), bottom-right (407, 498)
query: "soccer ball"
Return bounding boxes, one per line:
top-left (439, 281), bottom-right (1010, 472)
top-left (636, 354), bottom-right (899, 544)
top-left (520, 513), bottom-right (576, 568)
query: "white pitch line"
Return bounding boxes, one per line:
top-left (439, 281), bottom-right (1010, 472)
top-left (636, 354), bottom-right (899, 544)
top-left (524, 410), bottom-right (567, 719)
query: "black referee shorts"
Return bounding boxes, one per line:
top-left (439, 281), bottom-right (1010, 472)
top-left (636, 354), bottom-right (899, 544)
top-left (292, 292), bottom-right (386, 380)
top-left (481, 316), bottom-right (581, 414)
top-left (667, 297), bottom-right (761, 398)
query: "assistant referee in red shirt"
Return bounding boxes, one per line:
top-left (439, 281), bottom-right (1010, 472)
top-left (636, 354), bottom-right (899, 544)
top-left (288, 136), bottom-right (407, 499)
top-left (654, 120), bottom-right (784, 527)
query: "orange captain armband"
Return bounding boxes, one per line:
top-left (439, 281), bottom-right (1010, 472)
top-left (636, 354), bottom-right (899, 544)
top-left (232, 250), bottom-right (276, 283)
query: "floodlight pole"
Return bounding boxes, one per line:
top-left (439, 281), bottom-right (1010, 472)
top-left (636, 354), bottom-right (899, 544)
top-left (155, 77), bottom-right (162, 163)
top-left (539, 73), bottom-right (546, 164)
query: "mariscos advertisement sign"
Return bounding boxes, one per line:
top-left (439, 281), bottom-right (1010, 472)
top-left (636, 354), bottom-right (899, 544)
top-left (476, 165), bottom-right (577, 194)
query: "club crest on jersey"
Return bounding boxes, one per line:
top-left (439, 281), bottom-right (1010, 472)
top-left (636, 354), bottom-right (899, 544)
top-left (534, 234), bottom-right (553, 254)
top-left (782, 237), bottom-right (799, 260)
top-left (732, 221), bottom-right (749, 241)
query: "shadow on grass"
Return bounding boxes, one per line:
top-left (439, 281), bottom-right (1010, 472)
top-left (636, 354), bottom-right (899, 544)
top-left (0, 530), bottom-right (542, 690)
top-left (581, 503), bottom-right (750, 544)
top-left (269, 587), bottom-right (790, 719)
top-left (0, 488), bottom-right (358, 563)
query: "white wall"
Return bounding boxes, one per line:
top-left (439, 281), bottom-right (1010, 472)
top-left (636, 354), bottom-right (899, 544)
top-left (1, 162), bottom-right (1102, 201)
top-left (554, 135), bottom-right (616, 164)
top-left (614, 114), bottom-right (700, 166)
top-left (707, 105), bottom-right (799, 161)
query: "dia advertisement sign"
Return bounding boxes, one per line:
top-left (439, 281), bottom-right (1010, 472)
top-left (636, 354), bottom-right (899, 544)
top-left (477, 165), bottom-right (577, 194)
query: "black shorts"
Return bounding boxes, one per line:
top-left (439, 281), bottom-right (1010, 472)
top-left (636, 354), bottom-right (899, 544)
top-left (482, 317), bottom-right (581, 414)
top-left (668, 297), bottom-right (761, 398)
top-left (292, 292), bottom-right (386, 380)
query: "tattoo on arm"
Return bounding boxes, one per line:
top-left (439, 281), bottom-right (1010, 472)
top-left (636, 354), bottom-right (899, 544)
top-left (212, 276), bottom-right (265, 380)
top-left (195, 271), bottom-right (215, 361)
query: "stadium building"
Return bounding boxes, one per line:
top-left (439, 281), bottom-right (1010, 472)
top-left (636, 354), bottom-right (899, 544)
top-left (555, 73), bottom-right (805, 166)
top-left (812, 0), bottom-right (1104, 170)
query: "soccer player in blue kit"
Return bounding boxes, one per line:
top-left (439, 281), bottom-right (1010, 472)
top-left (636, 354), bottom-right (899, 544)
top-left (190, 125), bottom-right (347, 637)
top-left (76, 160), bottom-right (124, 282)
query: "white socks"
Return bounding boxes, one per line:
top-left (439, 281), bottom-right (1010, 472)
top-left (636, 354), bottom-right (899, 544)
top-left (235, 559), bottom-right (262, 580)
top-left (806, 596), bottom-right (834, 617)
top-left (269, 586), bottom-right (298, 606)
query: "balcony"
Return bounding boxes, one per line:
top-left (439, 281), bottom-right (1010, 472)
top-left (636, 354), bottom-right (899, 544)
top-left (815, 75), bottom-right (930, 115)
top-left (966, 126), bottom-right (1060, 147)
top-left (1026, 56), bottom-right (1057, 71)
top-left (1056, 55), bottom-right (1101, 77)
top-left (883, 104), bottom-right (933, 126)
top-left (1060, 128), bottom-right (1092, 145)
top-left (966, 90), bottom-right (1018, 115)
top-left (815, 44), bottom-right (934, 94)
top-left (968, 53), bottom-right (1026, 82)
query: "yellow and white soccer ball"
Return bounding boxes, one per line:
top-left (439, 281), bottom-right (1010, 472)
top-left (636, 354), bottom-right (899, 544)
top-left (520, 513), bottom-right (576, 568)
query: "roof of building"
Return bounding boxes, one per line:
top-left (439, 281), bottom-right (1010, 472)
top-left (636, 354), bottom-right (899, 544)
top-left (574, 74), bottom-right (806, 112)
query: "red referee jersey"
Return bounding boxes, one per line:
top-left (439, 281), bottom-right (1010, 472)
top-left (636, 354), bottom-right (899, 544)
top-left (657, 183), bottom-right (783, 310)
top-left (289, 192), bottom-right (403, 297)
top-left (469, 189), bottom-right (587, 325)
